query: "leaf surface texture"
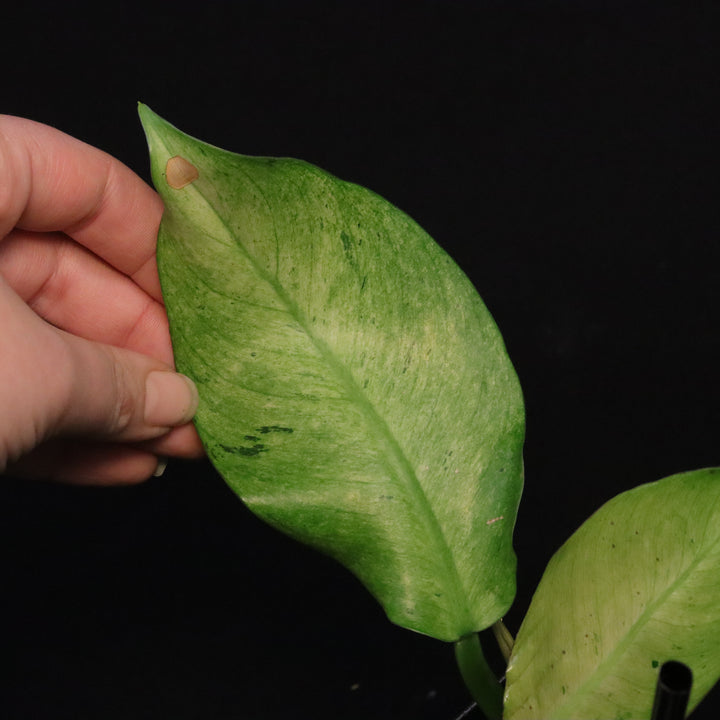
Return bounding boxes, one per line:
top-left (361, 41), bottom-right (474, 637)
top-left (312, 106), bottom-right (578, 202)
top-left (139, 105), bottom-right (525, 641)
top-left (505, 468), bottom-right (720, 718)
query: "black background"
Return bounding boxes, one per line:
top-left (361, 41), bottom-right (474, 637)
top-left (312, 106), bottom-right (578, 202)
top-left (1, 1), bottom-right (719, 718)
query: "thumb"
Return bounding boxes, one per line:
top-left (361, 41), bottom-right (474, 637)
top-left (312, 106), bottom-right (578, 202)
top-left (57, 330), bottom-right (200, 443)
top-left (0, 276), bottom-right (199, 471)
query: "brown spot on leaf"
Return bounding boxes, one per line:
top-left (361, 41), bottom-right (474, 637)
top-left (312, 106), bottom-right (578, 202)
top-left (166, 155), bottom-right (199, 188)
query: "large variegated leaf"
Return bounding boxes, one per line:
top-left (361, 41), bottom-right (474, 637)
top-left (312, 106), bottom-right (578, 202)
top-left (138, 105), bottom-right (524, 642)
top-left (505, 467), bottom-right (720, 719)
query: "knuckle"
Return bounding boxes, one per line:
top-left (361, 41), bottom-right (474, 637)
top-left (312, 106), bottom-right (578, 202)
top-left (106, 352), bottom-right (136, 436)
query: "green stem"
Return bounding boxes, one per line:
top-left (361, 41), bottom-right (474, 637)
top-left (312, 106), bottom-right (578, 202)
top-left (454, 633), bottom-right (503, 720)
top-left (491, 619), bottom-right (514, 664)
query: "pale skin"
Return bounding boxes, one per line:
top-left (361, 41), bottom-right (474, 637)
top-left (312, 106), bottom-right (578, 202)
top-left (0, 115), bottom-right (204, 484)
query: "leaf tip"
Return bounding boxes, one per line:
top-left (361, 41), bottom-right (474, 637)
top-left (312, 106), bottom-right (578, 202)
top-left (138, 102), bottom-right (172, 139)
top-left (137, 101), bottom-right (157, 130)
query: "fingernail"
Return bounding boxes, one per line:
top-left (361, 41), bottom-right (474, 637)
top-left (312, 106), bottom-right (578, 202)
top-left (153, 457), bottom-right (169, 477)
top-left (144, 371), bottom-right (199, 427)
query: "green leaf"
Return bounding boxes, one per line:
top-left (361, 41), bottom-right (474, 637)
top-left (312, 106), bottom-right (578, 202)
top-left (138, 104), bottom-right (524, 642)
top-left (504, 467), bottom-right (720, 719)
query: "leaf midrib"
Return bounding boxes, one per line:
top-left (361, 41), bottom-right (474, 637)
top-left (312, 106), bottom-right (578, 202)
top-left (159, 137), bottom-right (473, 632)
top-left (554, 521), bottom-right (719, 717)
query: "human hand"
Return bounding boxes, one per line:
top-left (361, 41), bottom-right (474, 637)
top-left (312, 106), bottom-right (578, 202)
top-left (0, 115), bottom-right (204, 484)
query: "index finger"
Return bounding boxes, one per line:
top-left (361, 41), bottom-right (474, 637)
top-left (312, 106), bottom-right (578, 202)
top-left (0, 114), bottom-right (164, 300)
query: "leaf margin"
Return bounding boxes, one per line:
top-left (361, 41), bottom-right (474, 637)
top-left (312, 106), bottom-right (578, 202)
top-left (504, 467), bottom-right (720, 719)
top-left (138, 103), bottom-right (526, 642)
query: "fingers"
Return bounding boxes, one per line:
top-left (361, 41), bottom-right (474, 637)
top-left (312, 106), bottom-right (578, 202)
top-left (0, 276), bottom-right (200, 475)
top-left (0, 114), bottom-right (164, 300)
top-left (144, 423), bottom-right (206, 460)
top-left (0, 229), bottom-right (173, 362)
top-left (57, 330), bottom-right (199, 444)
top-left (0, 116), bottom-right (207, 484)
top-left (5, 440), bottom-right (163, 485)
top-left (5, 421), bottom-right (206, 486)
